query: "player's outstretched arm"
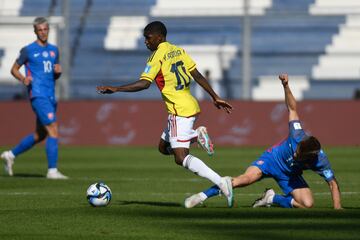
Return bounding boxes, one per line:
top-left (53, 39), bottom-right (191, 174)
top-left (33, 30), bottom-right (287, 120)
top-left (279, 73), bottom-right (299, 121)
top-left (327, 178), bottom-right (342, 209)
top-left (190, 68), bottom-right (233, 114)
top-left (10, 62), bottom-right (32, 86)
top-left (97, 80), bottom-right (151, 94)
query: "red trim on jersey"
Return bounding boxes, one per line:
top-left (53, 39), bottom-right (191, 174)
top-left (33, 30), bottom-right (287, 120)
top-left (155, 69), bottom-right (165, 91)
top-left (26, 62), bottom-right (32, 77)
top-left (170, 114), bottom-right (177, 138)
top-left (177, 139), bottom-right (191, 142)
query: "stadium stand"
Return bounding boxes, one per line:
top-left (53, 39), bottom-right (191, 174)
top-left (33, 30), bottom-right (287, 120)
top-left (0, 0), bottom-right (359, 100)
top-left (311, 0), bottom-right (360, 80)
top-left (150, 0), bottom-right (272, 16)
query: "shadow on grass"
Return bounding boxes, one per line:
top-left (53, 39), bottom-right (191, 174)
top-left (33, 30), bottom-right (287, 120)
top-left (13, 173), bottom-right (45, 178)
top-left (118, 205), bottom-right (360, 221)
top-left (106, 205), bottom-right (360, 240)
top-left (117, 200), bottom-right (182, 207)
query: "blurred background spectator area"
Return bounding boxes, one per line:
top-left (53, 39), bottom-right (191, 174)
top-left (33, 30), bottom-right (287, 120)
top-left (0, 0), bottom-right (360, 101)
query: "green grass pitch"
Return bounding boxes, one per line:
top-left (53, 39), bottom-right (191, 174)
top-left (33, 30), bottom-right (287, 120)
top-left (0, 146), bottom-right (359, 240)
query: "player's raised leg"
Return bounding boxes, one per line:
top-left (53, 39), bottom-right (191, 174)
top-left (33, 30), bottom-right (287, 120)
top-left (185, 166), bottom-right (262, 208)
top-left (1, 150), bottom-right (15, 176)
top-left (196, 126), bottom-right (214, 156)
top-left (1, 121), bottom-right (47, 176)
top-left (173, 146), bottom-right (232, 197)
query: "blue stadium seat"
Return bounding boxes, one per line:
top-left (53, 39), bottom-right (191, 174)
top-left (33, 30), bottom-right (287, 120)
top-left (12, 0), bottom-right (351, 100)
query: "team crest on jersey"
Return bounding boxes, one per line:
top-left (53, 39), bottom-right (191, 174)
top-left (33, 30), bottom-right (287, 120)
top-left (256, 160), bottom-right (264, 165)
top-left (47, 112), bottom-right (54, 120)
top-left (144, 65), bottom-right (151, 73)
top-left (42, 51), bottom-right (49, 58)
top-left (50, 51), bottom-right (56, 58)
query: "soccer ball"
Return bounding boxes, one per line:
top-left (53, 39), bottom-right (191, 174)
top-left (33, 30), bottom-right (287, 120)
top-left (86, 182), bottom-right (112, 207)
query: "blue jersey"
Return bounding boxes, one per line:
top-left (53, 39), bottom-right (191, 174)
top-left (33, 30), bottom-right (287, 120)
top-left (16, 41), bottom-right (60, 99)
top-left (260, 120), bottom-right (335, 182)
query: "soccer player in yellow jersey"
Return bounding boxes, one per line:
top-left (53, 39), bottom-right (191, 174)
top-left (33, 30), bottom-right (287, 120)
top-left (97, 21), bottom-right (234, 205)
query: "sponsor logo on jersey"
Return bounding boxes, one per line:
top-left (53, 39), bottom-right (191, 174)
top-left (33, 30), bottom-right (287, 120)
top-left (293, 122), bottom-right (302, 130)
top-left (42, 51), bottom-right (49, 58)
top-left (144, 65), bottom-right (151, 73)
top-left (50, 51), bottom-right (55, 58)
top-left (47, 112), bottom-right (54, 120)
top-left (323, 169), bottom-right (333, 179)
top-left (34, 53), bottom-right (40, 57)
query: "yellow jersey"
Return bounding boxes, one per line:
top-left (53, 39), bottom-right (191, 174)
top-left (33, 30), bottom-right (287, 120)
top-left (140, 42), bottom-right (200, 117)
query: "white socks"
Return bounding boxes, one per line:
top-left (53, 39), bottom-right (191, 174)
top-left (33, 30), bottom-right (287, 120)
top-left (47, 168), bottom-right (58, 174)
top-left (199, 192), bottom-right (208, 201)
top-left (8, 151), bottom-right (15, 160)
top-left (182, 154), bottom-right (221, 185)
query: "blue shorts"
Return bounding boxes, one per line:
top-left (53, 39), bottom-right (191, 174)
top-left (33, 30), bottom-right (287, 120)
top-left (251, 154), bottom-right (309, 195)
top-left (31, 97), bottom-right (57, 126)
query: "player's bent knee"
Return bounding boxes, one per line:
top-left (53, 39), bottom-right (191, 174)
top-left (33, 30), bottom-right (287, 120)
top-left (34, 132), bottom-right (47, 143)
top-left (46, 122), bottom-right (58, 138)
top-left (158, 145), bottom-right (173, 155)
top-left (174, 157), bottom-right (183, 166)
top-left (158, 146), bottom-right (167, 155)
top-left (303, 199), bottom-right (314, 208)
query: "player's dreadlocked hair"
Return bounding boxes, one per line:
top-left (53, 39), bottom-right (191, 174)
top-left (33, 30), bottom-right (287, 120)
top-left (144, 21), bottom-right (167, 37)
top-left (297, 136), bottom-right (321, 162)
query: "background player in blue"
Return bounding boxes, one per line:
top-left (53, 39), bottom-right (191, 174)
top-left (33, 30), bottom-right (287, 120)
top-left (0, 17), bottom-right (68, 179)
top-left (185, 74), bottom-right (342, 209)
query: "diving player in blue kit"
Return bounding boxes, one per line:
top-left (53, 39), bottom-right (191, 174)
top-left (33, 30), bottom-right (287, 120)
top-left (1, 17), bottom-right (68, 179)
top-left (185, 74), bottom-right (342, 209)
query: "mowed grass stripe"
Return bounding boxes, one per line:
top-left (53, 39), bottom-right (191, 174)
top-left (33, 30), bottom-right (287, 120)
top-left (0, 146), bottom-right (359, 240)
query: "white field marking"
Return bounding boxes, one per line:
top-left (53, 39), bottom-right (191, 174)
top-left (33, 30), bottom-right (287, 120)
top-left (0, 176), bottom-right (205, 182)
top-left (1, 191), bottom-right (359, 196)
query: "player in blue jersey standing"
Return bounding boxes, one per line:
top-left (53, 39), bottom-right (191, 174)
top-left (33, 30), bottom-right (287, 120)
top-left (185, 74), bottom-right (342, 209)
top-left (1, 17), bottom-right (68, 179)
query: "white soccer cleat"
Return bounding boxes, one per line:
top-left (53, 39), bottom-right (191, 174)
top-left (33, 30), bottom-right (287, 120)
top-left (1, 150), bottom-right (15, 176)
top-left (252, 188), bottom-right (275, 208)
top-left (184, 193), bottom-right (204, 208)
top-left (196, 126), bottom-right (214, 156)
top-left (46, 170), bottom-right (69, 180)
top-left (218, 176), bottom-right (234, 207)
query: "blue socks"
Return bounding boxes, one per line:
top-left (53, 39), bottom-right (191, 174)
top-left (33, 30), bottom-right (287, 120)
top-left (11, 134), bottom-right (58, 169)
top-left (202, 186), bottom-right (293, 208)
top-left (273, 194), bottom-right (293, 208)
top-left (12, 134), bottom-right (36, 156)
top-left (46, 137), bottom-right (58, 169)
top-left (203, 185), bottom-right (221, 198)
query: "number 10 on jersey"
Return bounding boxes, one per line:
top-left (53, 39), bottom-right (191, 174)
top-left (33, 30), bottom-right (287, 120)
top-left (43, 60), bottom-right (52, 73)
top-left (171, 61), bottom-right (191, 90)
